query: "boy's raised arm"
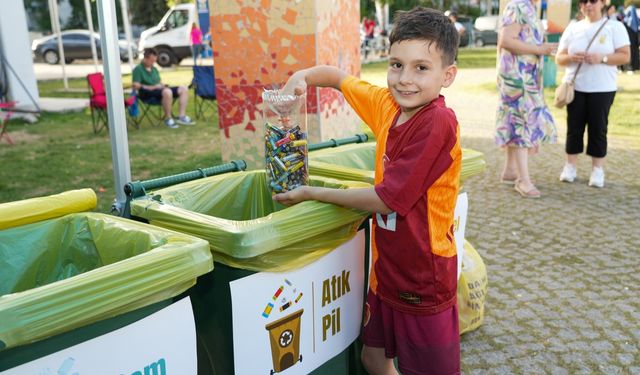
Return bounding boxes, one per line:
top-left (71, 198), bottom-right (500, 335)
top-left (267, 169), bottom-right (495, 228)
top-left (283, 65), bottom-right (348, 95)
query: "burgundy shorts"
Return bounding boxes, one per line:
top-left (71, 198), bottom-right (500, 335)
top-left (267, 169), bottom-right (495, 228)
top-left (362, 290), bottom-right (460, 375)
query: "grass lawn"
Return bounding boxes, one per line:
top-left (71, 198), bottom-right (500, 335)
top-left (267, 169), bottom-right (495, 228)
top-left (1, 48), bottom-right (637, 212)
top-left (2, 70), bottom-right (221, 213)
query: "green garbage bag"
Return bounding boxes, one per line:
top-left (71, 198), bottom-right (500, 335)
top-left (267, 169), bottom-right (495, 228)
top-left (309, 143), bottom-right (486, 184)
top-left (0, 212), bottom-right (212, 351)
top-left (130, 170), bottom-right (370, 272)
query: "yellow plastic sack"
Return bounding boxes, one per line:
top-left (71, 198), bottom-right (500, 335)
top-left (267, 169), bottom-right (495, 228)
top-left (457, 240), bottom-right (488, 335)
top-left (309, 143), bottom-right (486, 184)
top-left (0, 212), bottom-right (212, 350)
top-left (0, 188), bottom-right (97, 230)
top-left (130, 170), bottom-right (371, 272)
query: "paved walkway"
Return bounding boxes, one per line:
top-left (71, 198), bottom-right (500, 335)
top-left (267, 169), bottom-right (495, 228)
top-left (444, 69), bottom-right (640, 374)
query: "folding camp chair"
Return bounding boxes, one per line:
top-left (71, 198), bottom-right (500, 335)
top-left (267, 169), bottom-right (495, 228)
top-left (191, 65), bottom-right (217, 119)
top-left (87, 73), bottom-right (137, 134)
top-left (0, 101), bottom-right (16, 145)
top-left (130, 89), bottom-right (180, 128)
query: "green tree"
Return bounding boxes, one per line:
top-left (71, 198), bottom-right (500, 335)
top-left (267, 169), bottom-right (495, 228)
top-left (64, 0), bottom-right (123, 30)
top-left (129, 0), bottom-right (169, 27)
top-left (24, 0), bottom-right (170, 32)
top-left (24, 0), bottom-right (51, 31)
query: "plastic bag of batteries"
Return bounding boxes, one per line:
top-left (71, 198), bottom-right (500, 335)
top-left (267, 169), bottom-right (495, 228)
top-left (262, 89), bottom-right (308, 194)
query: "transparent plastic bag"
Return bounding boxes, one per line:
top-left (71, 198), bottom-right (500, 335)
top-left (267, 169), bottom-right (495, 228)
top-left (262, 89), bottom-right (308, 193)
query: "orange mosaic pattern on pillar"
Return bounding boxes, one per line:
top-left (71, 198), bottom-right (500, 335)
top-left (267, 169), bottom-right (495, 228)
top-left (210, 0), bottom-right (361, 167)
top-left (315, 0), bottom-right (361, 140)
top-left (210, 1), bottom-right (315, 137)
top-left (316, 0), bottom-right (361, 103)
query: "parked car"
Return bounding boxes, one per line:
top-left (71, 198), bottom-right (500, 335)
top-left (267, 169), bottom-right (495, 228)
top-left (473, 16), bottom-right (499, 47)
top-left (31, 30), bottom-right (138, 65)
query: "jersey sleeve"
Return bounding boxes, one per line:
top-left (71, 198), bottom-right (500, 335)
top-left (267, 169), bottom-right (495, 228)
top-left (340, 75), bottom-right (395, 138)
top-left (374, 109), bottom-right (457, 217)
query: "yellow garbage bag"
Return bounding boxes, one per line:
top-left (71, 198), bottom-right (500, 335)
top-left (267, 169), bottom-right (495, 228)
top-left (458, 240), bottom-right (488, 335)
top-left (0, 188), bottom-right (96, 230)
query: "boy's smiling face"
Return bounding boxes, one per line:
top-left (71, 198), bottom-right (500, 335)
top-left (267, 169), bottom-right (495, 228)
top-left (387, 39), bottom-right (457, 122)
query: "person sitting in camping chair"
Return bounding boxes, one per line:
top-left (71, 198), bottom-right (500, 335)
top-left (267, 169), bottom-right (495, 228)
top-left (132, 48), bottom-right (195, 128)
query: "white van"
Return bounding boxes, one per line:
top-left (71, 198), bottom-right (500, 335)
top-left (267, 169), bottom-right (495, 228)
top-left (138, 3), bottom-right (196, 67)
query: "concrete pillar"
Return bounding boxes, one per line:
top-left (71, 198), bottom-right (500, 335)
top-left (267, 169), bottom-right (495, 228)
top-left (210, 0), bottom-right (362, 169)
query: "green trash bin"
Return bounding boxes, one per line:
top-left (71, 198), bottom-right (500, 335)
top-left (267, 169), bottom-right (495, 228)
top-left (129, 170), bottom-right (371, 375)
top-left (309, 141), bottom-right (486, 184)
top-left (543, 33), bottom-right (562, 88)
top-left (0, 189), bottom-right (212, 372)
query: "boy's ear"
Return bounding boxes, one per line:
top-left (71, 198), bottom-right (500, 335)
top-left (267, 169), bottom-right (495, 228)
top-left (442, 63), bottom-right (458, 88)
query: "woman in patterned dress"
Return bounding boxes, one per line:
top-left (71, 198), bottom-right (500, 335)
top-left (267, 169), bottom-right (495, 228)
top-left (495, 0), bottom-right (558, 198)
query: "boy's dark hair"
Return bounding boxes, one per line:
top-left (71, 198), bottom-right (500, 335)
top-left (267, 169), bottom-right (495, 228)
top-left (143, 48), bottom-right (158, 58)
top-left (389, 7), bottom-right (459, 66)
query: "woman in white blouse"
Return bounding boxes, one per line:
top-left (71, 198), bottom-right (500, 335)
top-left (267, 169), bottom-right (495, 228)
top-left (555, 0), bottom-right (630, 188)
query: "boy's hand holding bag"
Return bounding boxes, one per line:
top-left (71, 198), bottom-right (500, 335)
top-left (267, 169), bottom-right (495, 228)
top-left (554, 19), bottom-right (608, 109)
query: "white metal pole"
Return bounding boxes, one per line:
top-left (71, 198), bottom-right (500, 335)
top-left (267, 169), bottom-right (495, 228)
top-left (49, 0), bottom-right (68, 89)
top-left (384, 3), bottom-right (389, 31)
top-left (84, 0), bottom-right (99, 71)
top-left (96, 0), bottom-right (131, 213)
top-left (119, 0), bottom-right (136, 72)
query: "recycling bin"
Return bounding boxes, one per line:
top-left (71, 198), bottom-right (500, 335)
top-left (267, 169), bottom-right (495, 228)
top-left (265, 309), bottom-right (304, 373)
top-left (129, 170), bottom-right (371, 375)
top-left (0, 189), bottom-right (212, 372)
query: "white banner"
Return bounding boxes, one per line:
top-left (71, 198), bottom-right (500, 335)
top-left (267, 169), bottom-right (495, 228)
top-left (230, 230), bottom-right (366, 375)
top-left (2, 297), bottom-right (197, 375)
top-left (454, 192), bottom-right (469, 280)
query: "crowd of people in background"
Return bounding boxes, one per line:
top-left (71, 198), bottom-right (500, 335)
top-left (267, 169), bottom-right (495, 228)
top-left (622, 3), bottom-right (639, 72)
top-left (360, 15), bottom-right (389, 60)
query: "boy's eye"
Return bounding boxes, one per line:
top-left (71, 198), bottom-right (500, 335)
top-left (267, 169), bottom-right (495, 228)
top-left (417, 65), bottom-right (428, 71)
top-left (390, 62), bottom-right (402, 69)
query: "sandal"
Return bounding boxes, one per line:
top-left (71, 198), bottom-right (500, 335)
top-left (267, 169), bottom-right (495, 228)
top-left (500, 177), bottom-right (518, 185)
top-left (515, 182), bottom-right (541, 198)
top-left (500, 172), bottom-right (519, 185)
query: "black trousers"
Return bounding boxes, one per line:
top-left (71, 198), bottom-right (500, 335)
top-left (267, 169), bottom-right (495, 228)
top-left (565, 90), bottom-right (616, 158)
top-left (625, 26), bottom-right (639, 71)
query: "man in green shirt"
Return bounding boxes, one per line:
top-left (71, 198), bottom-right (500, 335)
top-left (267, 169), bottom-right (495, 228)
top-left (132, 48), bottom-right (195, 128)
